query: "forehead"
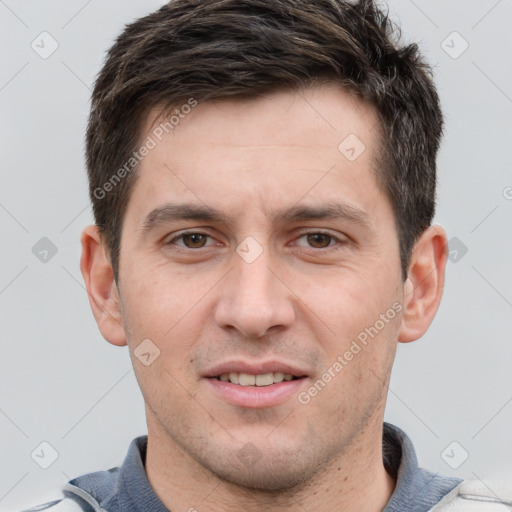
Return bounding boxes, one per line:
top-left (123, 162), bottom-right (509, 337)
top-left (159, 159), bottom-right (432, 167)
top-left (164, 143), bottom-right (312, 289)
top-left (128, 84), bottom-right (386, 225)
top-left (145, 84), bottom-right (380, 155)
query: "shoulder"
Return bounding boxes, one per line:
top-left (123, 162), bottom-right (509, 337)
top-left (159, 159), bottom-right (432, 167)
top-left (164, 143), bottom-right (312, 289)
top-left (20, 436), bottom-right (146, 512)
top-left (18, 477), bottom-right (115, 512)
top-left (429, 473), bottom-right (512, 511)
top-left (19, 497), bottom-right (91, 512)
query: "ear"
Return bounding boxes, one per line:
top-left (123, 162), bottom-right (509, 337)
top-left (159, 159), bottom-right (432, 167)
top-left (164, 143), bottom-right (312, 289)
top-left (80, 225), bottom-right (127, 346)
top-left (398, 225), bottom-right (448, 343)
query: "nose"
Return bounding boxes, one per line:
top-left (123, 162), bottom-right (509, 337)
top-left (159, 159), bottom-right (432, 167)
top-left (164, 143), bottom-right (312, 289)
top-left (214, 250), bottom-right (296, 339)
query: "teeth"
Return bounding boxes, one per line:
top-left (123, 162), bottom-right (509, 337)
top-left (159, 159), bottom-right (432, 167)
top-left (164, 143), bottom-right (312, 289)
top-left (218, 372), bottom-right (296, 386)
top-left (273, 372), bottom-right (285, 383)
top-left (255, 373), bottom-right (273, 386)
top-left (239, 373), bottom-right (256, 386)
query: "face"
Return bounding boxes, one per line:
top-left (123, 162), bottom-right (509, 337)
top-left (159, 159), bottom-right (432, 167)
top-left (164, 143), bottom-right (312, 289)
top-left (116, 85), bottom-right (405, 490)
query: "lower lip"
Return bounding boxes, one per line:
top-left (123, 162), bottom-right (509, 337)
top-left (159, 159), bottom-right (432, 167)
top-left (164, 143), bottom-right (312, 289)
top-left (206, 378), bottom-right (308, 408)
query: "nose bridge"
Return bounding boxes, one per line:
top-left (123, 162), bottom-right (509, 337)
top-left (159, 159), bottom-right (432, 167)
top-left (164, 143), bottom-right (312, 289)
top-left (215, 243), bottom-right (295, 338)
top-left (235, 250), bottom-right (276, 303)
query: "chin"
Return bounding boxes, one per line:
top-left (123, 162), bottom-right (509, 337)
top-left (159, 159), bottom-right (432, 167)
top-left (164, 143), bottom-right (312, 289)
top-left (212, 462), bottom-right (311, 492)
top-left (201, 444), bottom-right (329, 492)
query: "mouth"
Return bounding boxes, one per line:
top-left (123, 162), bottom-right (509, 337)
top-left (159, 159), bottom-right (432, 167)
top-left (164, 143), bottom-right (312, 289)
top-left (204, 362), bottom-right (309, 408)
top-left (214, 372), bottom-right (303, 386)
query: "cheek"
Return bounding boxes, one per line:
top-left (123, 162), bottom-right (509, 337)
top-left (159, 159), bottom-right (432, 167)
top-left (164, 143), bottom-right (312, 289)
top-left (125, 296), bottom-right (207, 417)
top-left (303, 270), bottom-right (402, 405)
top-left (305, 316), bottom-right (399, 428)
top-left (303, 269), bottom-right (399, 340)
top-left (120, 267), bottom-right (218, 383)
top-left (120, 259), bottom-right (204, 339)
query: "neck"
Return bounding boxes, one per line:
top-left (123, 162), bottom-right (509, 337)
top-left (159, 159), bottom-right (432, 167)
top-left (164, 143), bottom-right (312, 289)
top-left (145, 416), bottom-right (396, 512)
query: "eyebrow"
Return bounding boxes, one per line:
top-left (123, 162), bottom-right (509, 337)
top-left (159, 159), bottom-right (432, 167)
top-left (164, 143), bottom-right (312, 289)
top-left (277, 203), bottom-right (372, 228)
top-left (139, 201), bottom-right (373, 235)
top-left (140, 204), bottom-right (230, 235)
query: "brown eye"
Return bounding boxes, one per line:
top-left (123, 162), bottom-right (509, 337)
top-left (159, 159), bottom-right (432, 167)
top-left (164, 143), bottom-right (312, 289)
top-left (182, 233), bottom-right (208, 248)
top-left (306, 233), bottom-right (333, 248)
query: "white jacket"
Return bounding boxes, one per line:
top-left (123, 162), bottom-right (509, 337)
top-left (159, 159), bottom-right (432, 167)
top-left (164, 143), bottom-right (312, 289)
top-left (429, 474), bottom-right (512, 511)
top-left (22, 476), bottom-right (512, 512)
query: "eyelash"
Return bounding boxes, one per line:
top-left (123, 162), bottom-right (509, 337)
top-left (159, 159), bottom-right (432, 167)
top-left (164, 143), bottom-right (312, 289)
top-left (166, 230), bottom-right (345, 251)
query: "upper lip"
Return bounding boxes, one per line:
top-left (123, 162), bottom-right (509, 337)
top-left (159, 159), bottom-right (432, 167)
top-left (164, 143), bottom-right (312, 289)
top-left (203, 360), bottom-right (309, 378)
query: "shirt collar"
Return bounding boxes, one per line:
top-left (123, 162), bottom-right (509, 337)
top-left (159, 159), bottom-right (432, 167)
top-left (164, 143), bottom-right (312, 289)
top-left (69, 422), bottom-right (461, 511)
top-left (382, 422), bottom-right (461, 511)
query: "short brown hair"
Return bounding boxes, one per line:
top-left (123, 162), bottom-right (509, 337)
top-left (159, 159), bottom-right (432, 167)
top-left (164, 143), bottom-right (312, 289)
top-left (86, 0), bottom-right (443, 280)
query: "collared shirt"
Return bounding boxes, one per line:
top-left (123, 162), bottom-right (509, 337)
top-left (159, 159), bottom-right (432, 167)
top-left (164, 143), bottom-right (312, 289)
top-left (26, 422), bottom-right (463, 511)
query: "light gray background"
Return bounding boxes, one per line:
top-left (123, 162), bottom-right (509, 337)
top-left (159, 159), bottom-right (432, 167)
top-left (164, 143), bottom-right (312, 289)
top-left (1, 0), bottom-right (511, 510)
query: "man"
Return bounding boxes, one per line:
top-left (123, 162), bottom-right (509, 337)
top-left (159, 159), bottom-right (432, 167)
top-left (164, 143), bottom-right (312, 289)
top-left (25, 0), bottom-right (511, 510)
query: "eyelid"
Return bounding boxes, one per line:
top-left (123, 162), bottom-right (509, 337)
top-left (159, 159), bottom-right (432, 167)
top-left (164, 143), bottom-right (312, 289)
top-left (166, 230), bottom-right (219, 248)
top-left (292, 230), bottom-right (347, 249)
top-left (165, 229), bottom-right (348, 250)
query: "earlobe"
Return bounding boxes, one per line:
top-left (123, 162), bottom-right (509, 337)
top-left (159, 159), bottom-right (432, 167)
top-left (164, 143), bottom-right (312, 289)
top-left (80, 225), bottom-right (127, 347)
top-left (398, 226), bottom-right (448, 343)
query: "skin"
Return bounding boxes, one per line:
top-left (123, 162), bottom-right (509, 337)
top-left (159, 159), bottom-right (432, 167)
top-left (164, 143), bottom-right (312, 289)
top-left (81, 84), bottom-right (448, 512)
